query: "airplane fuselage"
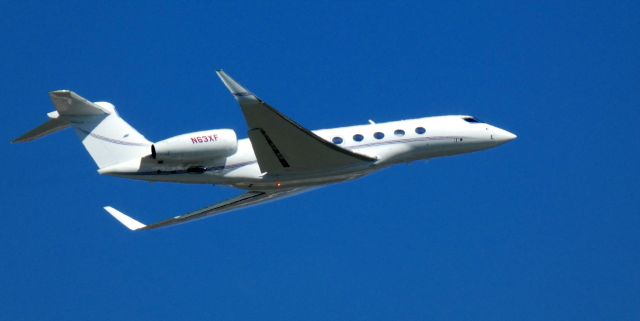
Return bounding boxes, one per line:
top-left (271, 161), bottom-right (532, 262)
top-left (16, 73), bottom-right (517, 230)
top-left (103, 115), bottom-right (516, 190)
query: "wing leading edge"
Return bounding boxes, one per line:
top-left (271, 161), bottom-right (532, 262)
top-left (104, 188), bottom-right (312, 231)
top-left (216, 70), bottom-right (376, 176)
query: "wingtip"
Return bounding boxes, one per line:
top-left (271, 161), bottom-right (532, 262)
top-left (104, 206), bottom-right (147, 231)
top-left (215, 70), bottom-right (251, 96)
top-left (48, 89), bottom-right (73, 97)
top-left (216, 69), bottom-right (229, 80)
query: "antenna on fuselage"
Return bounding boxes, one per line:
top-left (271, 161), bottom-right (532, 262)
top-left (368, 119), bottom-right (375, 125)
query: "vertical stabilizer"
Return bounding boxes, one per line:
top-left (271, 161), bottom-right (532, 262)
top-left (14, 90), bottom-right (152, 169)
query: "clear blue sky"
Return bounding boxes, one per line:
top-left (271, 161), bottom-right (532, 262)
top-left (2, 1), bottom-right (639, 320)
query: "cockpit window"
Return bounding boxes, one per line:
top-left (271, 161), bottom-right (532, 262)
top-left (463, 117), bottom-right (481, 123)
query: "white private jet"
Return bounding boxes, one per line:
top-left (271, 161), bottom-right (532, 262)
top-left (14, 71), bottom-right (516, 231)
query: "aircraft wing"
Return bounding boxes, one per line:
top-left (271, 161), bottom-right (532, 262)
top-left (216, 70), bottom-right (376, 176)
top-left (104, 187), bottom-right (312, 231)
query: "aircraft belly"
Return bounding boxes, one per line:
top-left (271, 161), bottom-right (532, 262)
top-left (230, 172), bottom-right (372, 190)
top-left (229, 164), bottom-right (380, 190)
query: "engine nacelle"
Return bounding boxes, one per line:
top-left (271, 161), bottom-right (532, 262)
top-left (152, 129), bottom-right (237, 162)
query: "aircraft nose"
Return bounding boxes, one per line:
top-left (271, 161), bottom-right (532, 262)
top-left (492, 127), bottom-right (517, 144)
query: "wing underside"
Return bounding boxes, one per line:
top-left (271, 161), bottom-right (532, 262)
top-left (105, 188), bottom-right (312, 231)
top-left (216, 70), bottom-right (376, 176)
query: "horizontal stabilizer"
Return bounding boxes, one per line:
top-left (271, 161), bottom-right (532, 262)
top-left (12, 89), bottom-right (114, 143)
top-left (49, 90), bottom-right (112, 116)
top-left (13, 117), bottom-right (69, 143)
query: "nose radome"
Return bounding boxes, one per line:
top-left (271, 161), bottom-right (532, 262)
top-left (493, 128), bottom-right (517, 143)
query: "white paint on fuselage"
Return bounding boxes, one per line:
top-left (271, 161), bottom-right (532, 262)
top-left (106, 115), bottom-right (516, 190)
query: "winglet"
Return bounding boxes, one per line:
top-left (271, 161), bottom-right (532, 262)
top-left (104, 206), bottom-right (147, 231)
top-left (216, 70), bottom-right (253, 97)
